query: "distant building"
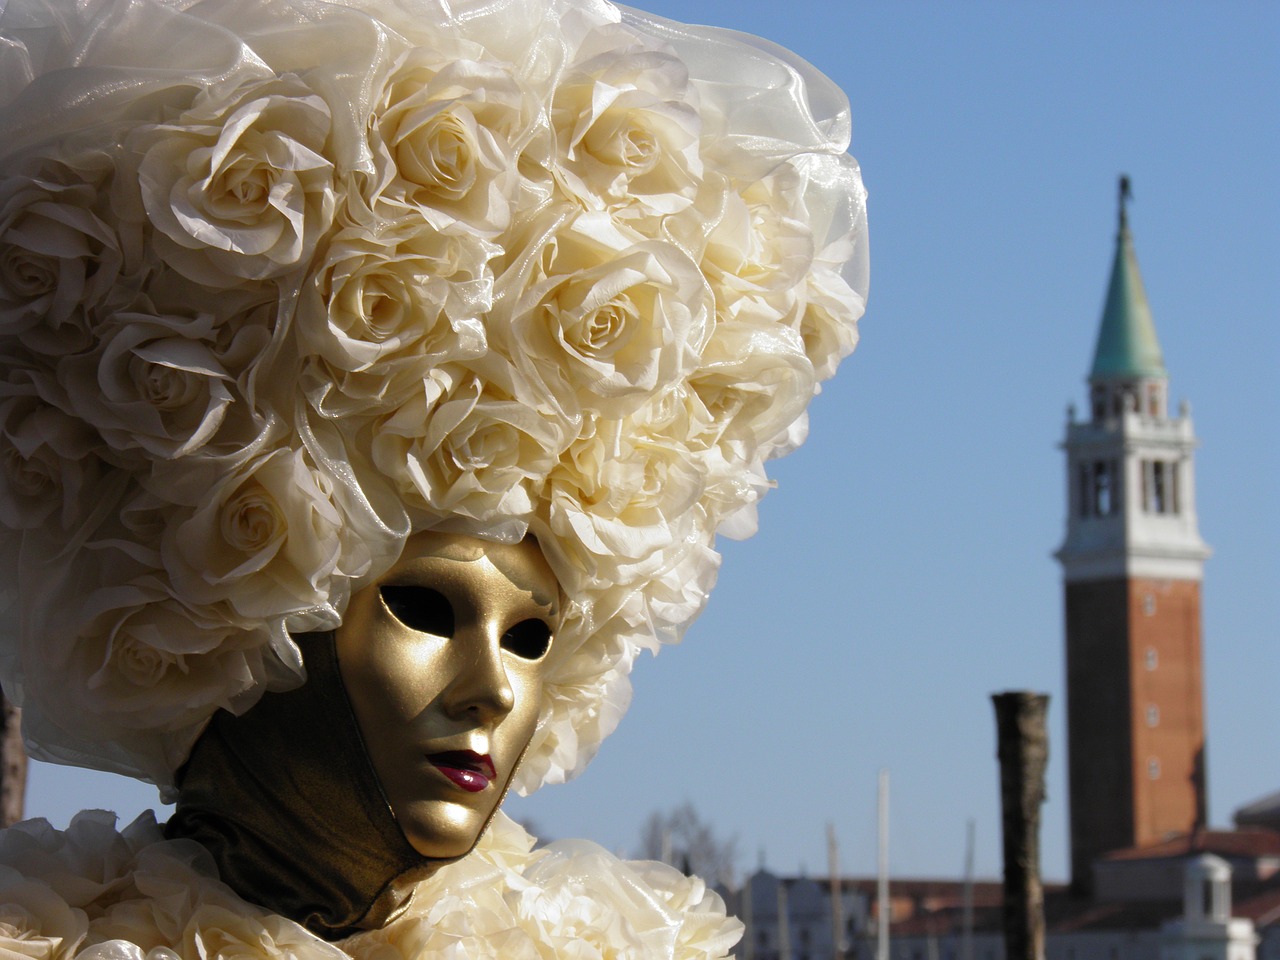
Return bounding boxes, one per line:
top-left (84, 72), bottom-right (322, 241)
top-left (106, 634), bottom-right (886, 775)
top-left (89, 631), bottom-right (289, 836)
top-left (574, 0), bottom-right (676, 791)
top-left (724, 869), bottom-right (1006, 960)
top-left (1055, 180), bottom-right (1211, 894)
top-left (1236, 794), bottom-right (1280, 835)
top-left (720, 185), bottom-right (1280, 960)
top-left (729, 827), bottom-right (1279, 960)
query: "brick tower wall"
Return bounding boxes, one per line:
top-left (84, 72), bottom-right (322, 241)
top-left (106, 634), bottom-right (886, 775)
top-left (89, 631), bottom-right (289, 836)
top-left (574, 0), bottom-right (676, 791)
top-left (1126, 577), bottom-right (1206, 846)
top-left (1064, 577), bottom-right (1206, 894)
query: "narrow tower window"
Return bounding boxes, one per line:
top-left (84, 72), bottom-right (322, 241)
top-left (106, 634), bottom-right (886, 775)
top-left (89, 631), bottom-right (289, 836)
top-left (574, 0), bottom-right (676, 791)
top-left (1146, 705), bottom-right (1159, 727)
top-left (1145, 647), bottom-right (1158, 670)
top-left (1148, 757), bottom-right (1161, 780)
top-left (1093, 461), bottom-right (1112, 515)
top-left (1143, 460), bottom-right (1174, 514)
top-left (1152, 461), bottom-right (1167, 513)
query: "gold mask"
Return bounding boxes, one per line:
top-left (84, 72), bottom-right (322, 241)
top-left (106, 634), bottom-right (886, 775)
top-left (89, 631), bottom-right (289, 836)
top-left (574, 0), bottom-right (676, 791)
top-left (335, 532), bottom-right (560, 859)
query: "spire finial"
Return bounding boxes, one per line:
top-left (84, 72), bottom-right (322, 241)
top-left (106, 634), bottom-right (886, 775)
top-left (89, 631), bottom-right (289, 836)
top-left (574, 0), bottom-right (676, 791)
top-left (1118, 174), bottom-right (1132, 232)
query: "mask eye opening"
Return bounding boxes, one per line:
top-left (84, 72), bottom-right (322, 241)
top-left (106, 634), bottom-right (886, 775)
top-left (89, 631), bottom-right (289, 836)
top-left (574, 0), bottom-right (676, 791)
top-left (501, 619), bottom-right (552, 661)
top-left (380, 585), bottom-right (456, 637)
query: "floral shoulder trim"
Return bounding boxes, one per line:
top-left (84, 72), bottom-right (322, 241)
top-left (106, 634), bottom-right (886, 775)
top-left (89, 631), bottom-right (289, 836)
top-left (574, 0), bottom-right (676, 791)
top-left (0, 810), bottom-right (741, 960)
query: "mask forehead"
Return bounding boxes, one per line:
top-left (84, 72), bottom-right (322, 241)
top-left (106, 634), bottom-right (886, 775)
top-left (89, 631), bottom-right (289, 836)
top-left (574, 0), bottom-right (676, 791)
top-left (384, 532), bottom-right (561, 620)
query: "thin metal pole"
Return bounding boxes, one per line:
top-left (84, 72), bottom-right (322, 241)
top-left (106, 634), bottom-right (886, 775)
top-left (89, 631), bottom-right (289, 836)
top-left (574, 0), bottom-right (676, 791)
top-left (877, 769), bottom-right (889, 960)
top-left (962, 819), bottom-right (975, 960)
top-left (779, 881), bottom-right (792, 960)
top-left (829, 822), bottom-right (845, 959)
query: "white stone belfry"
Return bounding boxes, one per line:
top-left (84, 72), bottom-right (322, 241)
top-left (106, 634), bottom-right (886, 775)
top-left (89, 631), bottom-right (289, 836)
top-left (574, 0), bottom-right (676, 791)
top-left (1056, 187), bottom-right (1210, 583)
top-left (1159, 854), bottom-right (1257, 960)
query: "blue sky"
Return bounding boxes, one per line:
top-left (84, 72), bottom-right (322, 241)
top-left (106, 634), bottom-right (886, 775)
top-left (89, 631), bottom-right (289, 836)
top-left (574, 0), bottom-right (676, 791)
top-left (27, 1), bottom-right (1279, 885)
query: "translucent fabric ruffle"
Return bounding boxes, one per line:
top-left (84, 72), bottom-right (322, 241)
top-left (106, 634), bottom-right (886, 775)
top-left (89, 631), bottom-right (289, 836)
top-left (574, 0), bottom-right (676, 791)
top-left (0, 809), bottom-right (743, 959)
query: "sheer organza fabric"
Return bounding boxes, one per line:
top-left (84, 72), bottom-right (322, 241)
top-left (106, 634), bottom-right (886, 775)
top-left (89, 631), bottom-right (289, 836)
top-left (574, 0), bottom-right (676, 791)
top-left (0, 0), bottom-right (867, 791)
top-left (0, 810), bottom-right (743, 959)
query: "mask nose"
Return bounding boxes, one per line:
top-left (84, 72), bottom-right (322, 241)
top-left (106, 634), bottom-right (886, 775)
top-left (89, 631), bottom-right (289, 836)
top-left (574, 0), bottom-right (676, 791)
top-left (441, 623), bottom-right (515, 723)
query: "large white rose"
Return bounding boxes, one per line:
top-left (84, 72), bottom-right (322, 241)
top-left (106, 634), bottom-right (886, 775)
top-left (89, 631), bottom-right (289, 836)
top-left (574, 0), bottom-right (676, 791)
top-left (180, 904), bottom-right (345, 960)
top-left (552, 27), bottom-right (702, 219)
top-left (516, 840), bottom-right (736, 959)
top-left (688, 317), bottom-right (815, 459)
top-left (160, 447), bottom-right (352, 622)
top-left (296, 219), bottom-right (493, 417)
top-left (625, 862), bottom-right (743, 960)
top-left (0, 866), bottom-right (89, 960)
top-left (0, 169), bottom-right (134, 353)
top-left (28, 578), bottom-right (269, 739)
top-left (56, 310), bottom-right (235, 461)
top-left (700, 169), bottom-right (814, 330)
top-left (88, 835), bottom-right (240, 952)
top-left (0, 812), bottom-right (148, 916)
top-left (798, 256), bottom-right (863, 384)
top-left (494, 212), bottom-right (711, 420)
top-left (370, 372), bottom-right (569, 538)
top-left (367, 50), bottom-right (540, 236)
top-left (132, 76), bottom-right (336, 287)
top-left (0, 396), bottom-right (110, 532)
top-left (535, 406), bottom-right (706, 598)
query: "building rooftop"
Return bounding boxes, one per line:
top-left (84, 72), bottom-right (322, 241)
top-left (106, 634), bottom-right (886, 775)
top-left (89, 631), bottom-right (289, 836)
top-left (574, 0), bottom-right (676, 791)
top-left (1100, 829), bottom-right (1280, 863)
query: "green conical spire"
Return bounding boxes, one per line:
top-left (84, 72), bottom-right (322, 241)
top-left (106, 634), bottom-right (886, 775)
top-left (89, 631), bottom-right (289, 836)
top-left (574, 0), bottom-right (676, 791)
top-left (1089, 177), bottom-right (1166, 381)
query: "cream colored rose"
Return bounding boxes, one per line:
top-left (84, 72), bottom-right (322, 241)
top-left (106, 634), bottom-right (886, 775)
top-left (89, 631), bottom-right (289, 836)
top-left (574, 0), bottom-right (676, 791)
top-left (0, 812), bottom-right (153, 920)
top-left (535, 408), bottom-right (705, 599)
top-left (0, 396), bottom-right (106, 532)
top-left (0, 866), bottom-right (89, 960)
top-left (517, 841), bottom-right (710, 958)
top-left (621, 536), bottom-right (720, 650)
top-left (114, 282), bottom-right (282, 460)
top-left (181, 904), bottom-right (345, 960)
top-left (160, 447), bottom-right (350, 622)
top-left (0, 172), bottom-right (130, 350)
top-left (342, 811), bottom-right (542, 960)
top-left (688, 317), bottom-right (815, 456)
top-left (625, 862), bottom-right (743, 960)
top-left (371, 373), bottom-right (569, 537)
top-left (346, 893), bottom-right (535, 960)
top-left (552, 33), bottom-right (702, 218)
top-left (88, 837), bottom-right (236, 952)
top-left (56, 309), bottom-right (235, 461)
top-left (13, 533), bottom-right (273, 780)
top-left (799, 259), bottom-right (863, 383)
top-left (133, 77), bottom-right (335, 287)
top-left (700, 172), bottom-right (814, 330)
top-left (296, 220), bottom-right (493, 417)
top-left (369, 51), bottom-right (538, 236)
top-left (494, 213), bottom-right (710, 420)
top-left (33, 584), bottom-right (268, 737)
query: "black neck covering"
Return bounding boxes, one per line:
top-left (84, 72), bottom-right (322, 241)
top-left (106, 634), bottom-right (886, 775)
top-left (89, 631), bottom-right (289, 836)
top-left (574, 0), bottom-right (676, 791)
top-left (165, 633), bottom-right (440, 940)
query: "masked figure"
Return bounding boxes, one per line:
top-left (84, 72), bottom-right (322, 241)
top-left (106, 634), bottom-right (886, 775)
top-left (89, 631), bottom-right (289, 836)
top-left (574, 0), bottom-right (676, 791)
top-left (0, 0), bottom-right (868, 955)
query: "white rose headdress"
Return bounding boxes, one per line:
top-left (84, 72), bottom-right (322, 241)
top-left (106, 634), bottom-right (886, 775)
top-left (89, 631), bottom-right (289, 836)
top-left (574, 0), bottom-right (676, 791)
top-left (0, 0), bottom-right (868, 794)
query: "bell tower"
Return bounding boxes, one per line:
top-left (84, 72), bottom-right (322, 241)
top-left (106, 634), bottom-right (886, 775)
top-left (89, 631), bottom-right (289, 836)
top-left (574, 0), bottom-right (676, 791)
top-left (1057, 178), bottom-right (1211, 895)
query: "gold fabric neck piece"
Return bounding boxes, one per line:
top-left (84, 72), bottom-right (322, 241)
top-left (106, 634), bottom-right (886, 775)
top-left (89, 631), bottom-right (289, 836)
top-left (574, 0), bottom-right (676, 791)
top-left (166, 634), bottom-right (441, 940)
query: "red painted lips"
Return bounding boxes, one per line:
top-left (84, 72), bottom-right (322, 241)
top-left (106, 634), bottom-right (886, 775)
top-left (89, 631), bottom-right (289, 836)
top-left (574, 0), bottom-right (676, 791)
top-left (427, 751), bottom-right (496, 793)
